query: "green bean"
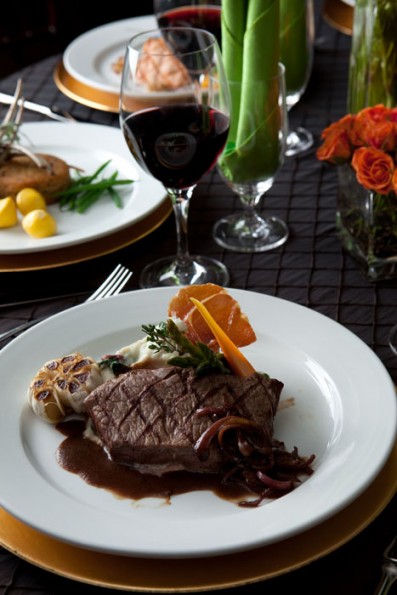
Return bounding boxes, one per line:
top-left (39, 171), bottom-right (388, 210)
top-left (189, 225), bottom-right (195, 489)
top-left (56, 160), bottom-right (134, 213)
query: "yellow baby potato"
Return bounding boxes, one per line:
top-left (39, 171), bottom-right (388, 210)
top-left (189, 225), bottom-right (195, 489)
top-left (0, 196), bottom-right (18, 228)
top-left (16, 188), bottom-right (47, 215)
top-left (22, 209), bottom-right (57, 239)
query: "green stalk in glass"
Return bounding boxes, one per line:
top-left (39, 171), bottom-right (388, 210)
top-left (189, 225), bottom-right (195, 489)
top-left (214, 0), bottom-right (289, 253)
top-left (280, 0), bottom-right (314, 156)
top-left (347, 0), bottom-right (397, 113)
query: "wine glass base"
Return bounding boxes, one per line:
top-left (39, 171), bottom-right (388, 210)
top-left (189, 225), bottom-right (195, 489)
top-left (213, 214), bottom-right (289, 253)
top-left (139, 255), bottom-right (230, 288)
top-left (388, 324), bottom-right (397, 357)
top-left (286, 126), bottom-right (313, 157)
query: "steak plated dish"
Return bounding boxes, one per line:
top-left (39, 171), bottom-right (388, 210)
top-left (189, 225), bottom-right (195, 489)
top-left (27, 284), bottom-right (315, 507)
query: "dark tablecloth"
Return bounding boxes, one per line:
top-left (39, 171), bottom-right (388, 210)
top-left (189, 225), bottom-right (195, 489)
top-left (0, 5), bottom-right (396, 595)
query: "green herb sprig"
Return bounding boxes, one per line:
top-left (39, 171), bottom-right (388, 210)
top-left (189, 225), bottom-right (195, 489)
top-left (99, 354), bottom-right (131, 376)
top-left (56, 160), bottom-right (134, 214)
top-left (142, 319), bottom-right (231, 377)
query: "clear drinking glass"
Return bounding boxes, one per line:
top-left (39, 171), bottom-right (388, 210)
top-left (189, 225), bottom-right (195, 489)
top-left (120, 27), bottom-right (231, 288)
top-left (213, 64), bottom-right (288, 253)
top-left (280, 0), bottom-right (315, 157)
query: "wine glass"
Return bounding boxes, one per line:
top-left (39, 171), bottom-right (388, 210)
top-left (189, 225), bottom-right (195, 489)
top-left (120, 27), bottom-right (230, 288)
top-left (280, 0), bottom-right (315, 157)
top-left (212, 64), bottom-right (288, 253)
top-left (153, 0), bottom-right (222, 46)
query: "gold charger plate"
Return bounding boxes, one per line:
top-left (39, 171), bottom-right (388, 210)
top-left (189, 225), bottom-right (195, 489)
top-left (54, 61), bottom-right (119, 113)
top-left (0, 196), bottom-right (171, 272)
top-left (323, 0), bottom-right (354, 35)
top-left (0, 440), bottom-right (396, 592)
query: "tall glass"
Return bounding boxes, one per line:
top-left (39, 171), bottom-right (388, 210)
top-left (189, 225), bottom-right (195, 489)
top-left (280, 0), bottom-right (314, 157)
top-left (120, 27), bottom-right (230, 288)
top-left (213, 64), bottom-right (288, 253)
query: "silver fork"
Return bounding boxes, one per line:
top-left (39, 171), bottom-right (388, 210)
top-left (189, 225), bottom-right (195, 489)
top-left (0, 264), bottom-right (132, 343)
top-left (374, 535), bottom-right (397, 595)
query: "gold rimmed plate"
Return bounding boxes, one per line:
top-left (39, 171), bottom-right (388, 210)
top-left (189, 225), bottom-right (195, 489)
top-left (323, 0), bottom-right (354, 35)
top-left (0, 289), bottom-right (395, 559)
top-left (0, 441), bottom-right (395, 591)
top-left (54, 62), bottom-right (119, 113)
top-left (0, 196), bottom-right (171, 271)
top-left (55, 15), bottom-right (157, 112)
top-left (0, 123), bottom-right (167, 256)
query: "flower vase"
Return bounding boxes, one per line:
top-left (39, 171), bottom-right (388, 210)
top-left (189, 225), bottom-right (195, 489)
top-left (336, 164), bottom-right (397, 280)
top-left (347, 0), bottom-right (397, 113)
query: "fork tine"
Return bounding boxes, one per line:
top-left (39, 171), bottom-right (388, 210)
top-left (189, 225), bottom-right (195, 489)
top-left (104, 269), bottom-right (133, 298)
top-left (96, 269), bottom-right (132, 299)
top-left (85, 265), bottom-right (132, 302)
top-left (84, 264), bottom-right (123, 302)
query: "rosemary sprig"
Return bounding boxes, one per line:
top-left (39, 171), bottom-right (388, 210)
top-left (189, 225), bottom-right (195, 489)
top-left (56, 160), bottom-right (134, 214)
top-left (142, 319), bottom-right (231, 376)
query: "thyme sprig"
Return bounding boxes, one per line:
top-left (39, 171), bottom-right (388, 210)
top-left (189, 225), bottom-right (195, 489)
top-left (56, 160), bottom-right (134, 214)
top-left (142, 319), bottom-right (231, 376)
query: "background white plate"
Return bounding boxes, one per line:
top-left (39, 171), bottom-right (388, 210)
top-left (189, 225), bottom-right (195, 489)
top-left (0, 288), bottom-right (395, 558)
top-left (63, 16), bottom-right (157, 94)
top-left (0, 122), bottom-right (165, 254)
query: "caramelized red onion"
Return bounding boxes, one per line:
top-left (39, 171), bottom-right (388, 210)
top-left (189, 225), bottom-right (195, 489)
top-left (194, 410), bottom-right (315, 507)
top-left (194, 415), bottom-right (262, 460)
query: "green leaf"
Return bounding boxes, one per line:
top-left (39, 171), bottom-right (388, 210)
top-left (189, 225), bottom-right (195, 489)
top-left (142, 319), bottom-right (231, 376)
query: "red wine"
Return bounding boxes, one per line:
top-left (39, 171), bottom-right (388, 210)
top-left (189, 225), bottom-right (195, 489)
top-left (123, 104), bottom-right (229, 189)
top-left (157, 5), bottom-right (221, 45)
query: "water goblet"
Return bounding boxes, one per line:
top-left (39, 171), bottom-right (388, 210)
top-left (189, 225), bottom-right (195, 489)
top-left (120, 27), bottom-right (230, 288)
top-left (280, 0), bottom-right (315, 157)
top-left (212, 64), bottom-right (288, 253)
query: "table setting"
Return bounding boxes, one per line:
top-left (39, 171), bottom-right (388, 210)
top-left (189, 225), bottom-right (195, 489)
top-left (0, 1), bottom-right (396, 594)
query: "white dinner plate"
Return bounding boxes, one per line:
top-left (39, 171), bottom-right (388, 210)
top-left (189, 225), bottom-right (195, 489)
top-left (0, 288), bottom-right (395, 558)
top-left (63, 15), bottom-right (157, 94)
top-left (0, 122), bottom-right (165, 254)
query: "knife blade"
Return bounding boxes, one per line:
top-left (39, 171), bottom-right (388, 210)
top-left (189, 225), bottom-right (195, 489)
top-left (0, 92), bottom-right (73, 123)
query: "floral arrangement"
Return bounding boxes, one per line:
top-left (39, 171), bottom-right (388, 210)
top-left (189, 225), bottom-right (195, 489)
top-left (316, 104), bottom-right (397, 195)
top-left (316, 104), bottom-right (397, 280)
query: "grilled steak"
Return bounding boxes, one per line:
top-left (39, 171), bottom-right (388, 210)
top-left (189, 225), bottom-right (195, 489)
top-left (85, 366), bottom-right (283, 475)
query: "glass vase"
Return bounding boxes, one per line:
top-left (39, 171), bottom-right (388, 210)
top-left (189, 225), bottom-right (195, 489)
top-left (336, 164), bottom-right (397, 281)
top-left (347, 0), bottom-right (397, 113)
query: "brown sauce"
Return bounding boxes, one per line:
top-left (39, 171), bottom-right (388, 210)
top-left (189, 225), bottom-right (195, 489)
top-left (56, 420), bottom-right (250, 505)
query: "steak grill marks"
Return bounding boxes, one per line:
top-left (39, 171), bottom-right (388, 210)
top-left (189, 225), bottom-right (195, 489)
top-left (85, 366), bottom-right (282, 475)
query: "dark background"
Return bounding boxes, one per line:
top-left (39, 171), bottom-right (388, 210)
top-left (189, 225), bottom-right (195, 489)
top-left (0, 1), bottom-right (155, 78)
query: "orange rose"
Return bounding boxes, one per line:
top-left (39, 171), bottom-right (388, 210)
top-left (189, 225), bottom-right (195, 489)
top-left (389, 108), bottom-right (397, 123)
top-left (316, 130), bottom-right (352, 164)
top-left (356, 104), bottom-right (392, 124)
top-left (321, 114), bottom-right (354, 140)
top-left (353, 116), bottom-right (397, 151)
top-left (351, 147), bottom-right (395, 195)
top-left (391, 168), bottom-right (397, 194)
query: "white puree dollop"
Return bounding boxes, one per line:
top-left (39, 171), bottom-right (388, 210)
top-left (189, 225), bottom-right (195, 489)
top-left (115, 317), bottom-right (187, 369)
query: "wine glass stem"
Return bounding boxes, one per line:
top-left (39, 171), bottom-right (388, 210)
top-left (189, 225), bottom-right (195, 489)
top-left (167, 187), bottom-right (194, 265)
top-left (240, 189), bottom-right (262, 211)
